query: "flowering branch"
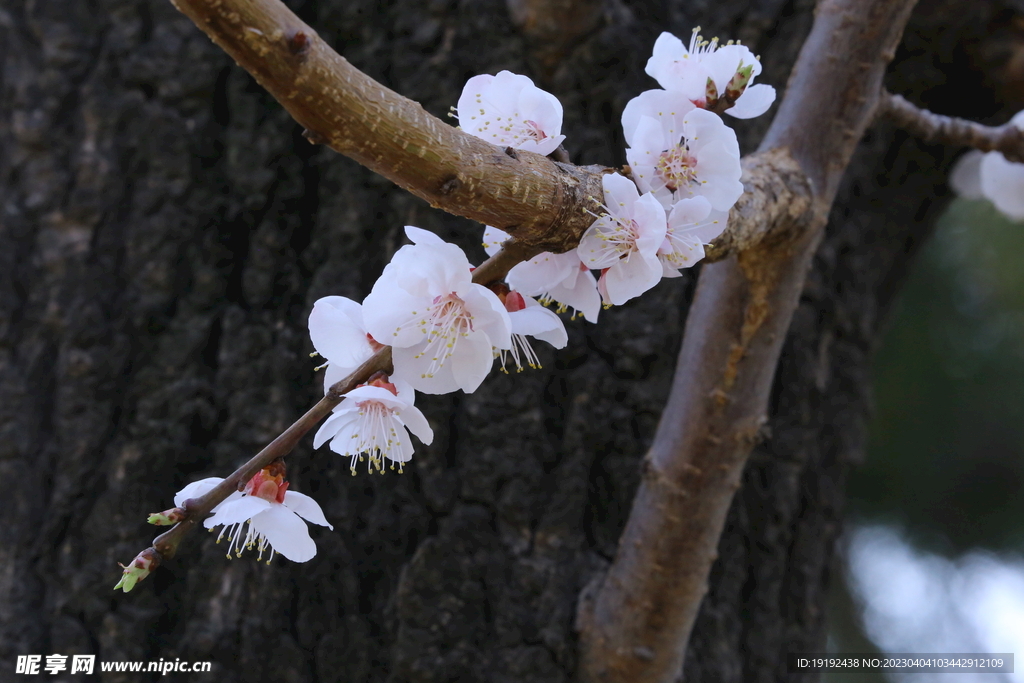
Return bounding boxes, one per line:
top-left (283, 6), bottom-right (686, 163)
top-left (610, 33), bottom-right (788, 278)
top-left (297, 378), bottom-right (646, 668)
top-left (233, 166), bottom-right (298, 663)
top-left (119, 245), bottom-right (535, 584)
top-left (880, 90), bottom-right (1024, 163)
top-left (575, 0), bottom-right (920, 681)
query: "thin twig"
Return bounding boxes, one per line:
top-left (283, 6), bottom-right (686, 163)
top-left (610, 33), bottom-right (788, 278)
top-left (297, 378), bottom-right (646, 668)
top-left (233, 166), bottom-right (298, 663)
top-left (880, 90), bottom-right (1024, 163)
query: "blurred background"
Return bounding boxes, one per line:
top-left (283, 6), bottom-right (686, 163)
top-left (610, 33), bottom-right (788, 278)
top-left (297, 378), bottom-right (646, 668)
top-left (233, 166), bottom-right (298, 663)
top-left (828, 197), bottom-right (1024, 683)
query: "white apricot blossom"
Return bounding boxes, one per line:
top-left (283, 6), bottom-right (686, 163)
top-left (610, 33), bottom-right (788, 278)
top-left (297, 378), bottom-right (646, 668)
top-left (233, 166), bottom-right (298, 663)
top-left (314, 377), bottom-right (433, 474)
top-left (456, 71), bottom-right (566, 156)
top-left (363, 226), bottom-right (511, 394)
top-left (658, 196), bottom-right (728, 276)
top-left (482, 226), bottom-right (601, 323)
top-left (498, 289), bottom-right (568, 372)
top-left (577, 173), bottom-right (667, 306)
top-left (623, 89), bottom-right (743, 212)
top-left (199, 468), bottom-right (333, 564)
top-left (308, 296), bottom-right (382, 393)
top-left (645, 28), bottom-right (776, 119)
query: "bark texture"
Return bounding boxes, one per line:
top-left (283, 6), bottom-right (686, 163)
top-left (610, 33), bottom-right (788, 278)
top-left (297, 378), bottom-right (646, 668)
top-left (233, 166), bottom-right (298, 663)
top-left (0, 1), bottom-right (1019, 682)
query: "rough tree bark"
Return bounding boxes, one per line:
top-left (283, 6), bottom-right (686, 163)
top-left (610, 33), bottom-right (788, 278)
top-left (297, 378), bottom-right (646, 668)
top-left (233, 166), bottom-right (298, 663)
top-left (0, 1), bottom-right (1020, 682)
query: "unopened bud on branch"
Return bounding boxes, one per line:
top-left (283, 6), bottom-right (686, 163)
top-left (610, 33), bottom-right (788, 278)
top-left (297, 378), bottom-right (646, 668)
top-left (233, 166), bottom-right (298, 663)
top-left (113, 547), bottom-right (160, 593)
top-left (147, 507), bottom-right (187, 526)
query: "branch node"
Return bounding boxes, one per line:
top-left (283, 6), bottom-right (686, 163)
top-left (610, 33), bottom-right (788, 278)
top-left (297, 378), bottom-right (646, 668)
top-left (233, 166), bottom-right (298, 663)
top-left (287, 30), bottom-right (310, 56)
top-left (439, 175), bottom-right (462, 195)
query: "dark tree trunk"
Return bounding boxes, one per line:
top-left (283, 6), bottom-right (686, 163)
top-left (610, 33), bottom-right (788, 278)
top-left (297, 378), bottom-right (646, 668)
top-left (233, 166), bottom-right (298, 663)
top-left (1, 1), bottom-right (1019, 681)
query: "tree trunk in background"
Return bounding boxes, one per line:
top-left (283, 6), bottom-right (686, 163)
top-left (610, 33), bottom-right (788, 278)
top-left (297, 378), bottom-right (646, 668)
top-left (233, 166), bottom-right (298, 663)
top-left (1, 0), bottom-right (1020, 681)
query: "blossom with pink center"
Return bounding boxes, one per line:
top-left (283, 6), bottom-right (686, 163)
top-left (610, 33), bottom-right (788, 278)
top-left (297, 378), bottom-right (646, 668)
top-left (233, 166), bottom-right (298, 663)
top-left (645, 28), bottom-right (776, 119)
top-left (308, 296), bottom-right (383, 394)
top-left (577, 173), bottom-right (667, 306)
top-left (482, 226), bottom-right (601, 323)
top-left (196, 465), bottom-right (333, 564)
top-left (363, 226), bottom-right (511, 394)
top-left (622, 89), bottom-right (743, 211)
top-left (495, 289), bottom-right (568, 372)
top-left (314, 377), bottom-right (433, 474)
top-left (658, 196), bottom-right (729, 277)
top-left (456, 71), bottom-right (566, 156)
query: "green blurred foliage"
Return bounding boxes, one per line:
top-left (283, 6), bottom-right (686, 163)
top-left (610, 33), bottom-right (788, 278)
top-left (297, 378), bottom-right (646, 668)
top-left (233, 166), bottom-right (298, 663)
top-left (851, 199), bottom-right (1024, 553)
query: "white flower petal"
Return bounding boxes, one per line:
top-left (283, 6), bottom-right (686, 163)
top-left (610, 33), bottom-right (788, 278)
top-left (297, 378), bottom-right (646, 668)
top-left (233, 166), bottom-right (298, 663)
top-left (604, 254), bottom-right (662, 305)
top-left (314, 410), bottom-right (357, 449)
top-left (450, 330), bottom-right (496, 393)
top-left (204, 496), bottom-right (273, 529)
top-left (506, 251), bottom-right (576, 296)
top-left (282, 491), bottom-right (333, 529)
top-left (464, 284), bottom-right (512, 350)
top-left (253, 505), bottom-right (317, 563)
top-left (363, 278), bottom-right (431, 348)
top-left (548, 268), bottom-right (601, 323)
top-left (482, 226), bottom-right (510, 256)
top-left (397, 404), bottom-right (433, 444)
top-left (308, 296), bottom-right (372, 368)
top-left (950, 150), bottom-right (985, 199)
top-left (392, 342), bottom-right (462, 395)
top-left (727, 83), bottom-right (776, 119)
top-left (174, 477), bottom-right (225, 507)
top-left (980, 152), bottom-right (1024, 221)
top-left (404, 225), bottom-right (447, 246)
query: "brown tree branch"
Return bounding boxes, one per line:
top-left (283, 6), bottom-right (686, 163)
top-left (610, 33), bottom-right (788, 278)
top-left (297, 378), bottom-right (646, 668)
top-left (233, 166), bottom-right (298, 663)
top-left (169, 0), bottom-right (605, 253)
top-left (880, 90), bottom-right (1024, 163)
top-left (575, 0), bottom-right (920, 681)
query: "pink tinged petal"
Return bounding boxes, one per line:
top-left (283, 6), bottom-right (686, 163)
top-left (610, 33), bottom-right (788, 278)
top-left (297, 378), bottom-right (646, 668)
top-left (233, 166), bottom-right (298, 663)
top-left (391, 243), bottom-right (473, 295)
top-left (404, 225), bottom-right (447, 247)
top-left (397, 404), bottom-right (433, 444)
top-left (687, 210), bottom-right (729, 244)
top-left (604, 253), bottom-right (662, 305)
top-left (622, 90), bottom-right (688, 144)
top-left (282, 491), bottom-right (333, 529)
top-left (727, 84), bottom-right (776, 119)
top-left (980, 152), bottom-right (1024, 221)
top-left (549, 269), bottom-right (601, 323)
top-left (704, 44), bottom-right (760, 93)
top-left (204, 496), bottom-right (273, 529)
top-left (681, 107), bottom-right (740, 157)
top-left (174, 477), bottom-right (225, 507)
top-left (694, 142), bottom-right (744, 211)
top-left (632, 193), bottom-right (669, 256)
top-left (506, 251), bottom-right (575, 295)
top-left (577, 218), bottom-right (626, 269)
top-left (482, 226), bottom-right (509, 257)
top-left (308, 297), bottom-right (372, 368)
top-left (602, 172), bottom-right (642, 213)
top-left (645, 32), bottom-right (685, 82)
top-left (252, 505), bottom-right (317, 563)
top-left (457, 74), bottom-right (497, 136)
top-left (668, 196), bottom-right (713, 224)
top-left (450, 329), bottom-right (496, 393)
top-left (950, 150), bottom-right (985, 199)
top-left (464, 284), bottom-right (512, 350)
top-left (518, 135), bottom-right (566, 157)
